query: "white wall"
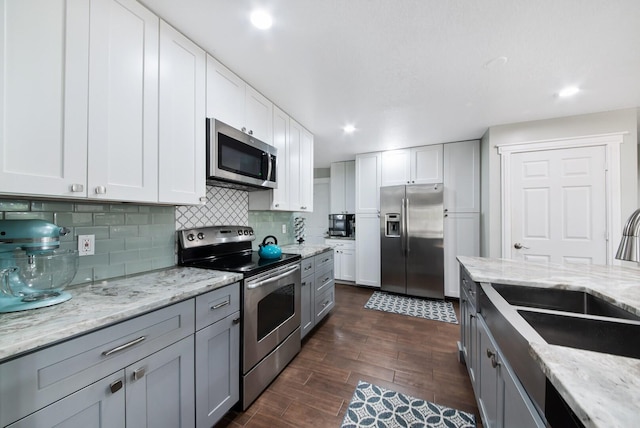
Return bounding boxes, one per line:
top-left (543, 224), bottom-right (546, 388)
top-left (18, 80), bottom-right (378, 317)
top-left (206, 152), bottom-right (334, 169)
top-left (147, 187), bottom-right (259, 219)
top-left (480, 107), bottom-right (639, 259)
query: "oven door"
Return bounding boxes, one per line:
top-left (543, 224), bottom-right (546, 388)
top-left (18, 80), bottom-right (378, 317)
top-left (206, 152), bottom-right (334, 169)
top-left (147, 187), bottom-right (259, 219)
top-left (243, 262), bottom-right (301, 373)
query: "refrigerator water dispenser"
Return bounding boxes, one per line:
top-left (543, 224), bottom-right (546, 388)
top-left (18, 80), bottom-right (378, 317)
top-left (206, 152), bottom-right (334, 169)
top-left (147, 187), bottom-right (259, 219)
top-left (385, 214), bottom-right (401, 237)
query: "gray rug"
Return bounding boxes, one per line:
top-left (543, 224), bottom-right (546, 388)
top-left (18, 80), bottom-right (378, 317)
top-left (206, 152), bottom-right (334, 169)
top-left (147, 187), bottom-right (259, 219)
top-left (341, 381), bottom-right (475, 428)
top-left (364, 291), bottom-right (458, 324)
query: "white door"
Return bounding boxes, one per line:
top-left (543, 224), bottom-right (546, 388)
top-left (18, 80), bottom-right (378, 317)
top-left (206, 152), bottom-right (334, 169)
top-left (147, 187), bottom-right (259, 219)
top-left (509, 146), bottom-right (607, 264)
top-left (206, 55), bottom-right (244, 129)
top-left (244, 86), bottom-right (273, 144)
top-left (355, 213), bottom-right (380, 287)
top-left (355, 152), bottom-right (382, 213)
top-left (271, 106), bottom-right (290, 210)
top-left (380, 149), bottom-right (410, 186)
top-left (411, 145), bottom-right (443, 184)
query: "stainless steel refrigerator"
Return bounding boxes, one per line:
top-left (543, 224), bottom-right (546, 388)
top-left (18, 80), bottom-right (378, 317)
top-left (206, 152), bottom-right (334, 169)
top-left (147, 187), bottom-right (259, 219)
top-left (380, 184), bottom-right (444, 299)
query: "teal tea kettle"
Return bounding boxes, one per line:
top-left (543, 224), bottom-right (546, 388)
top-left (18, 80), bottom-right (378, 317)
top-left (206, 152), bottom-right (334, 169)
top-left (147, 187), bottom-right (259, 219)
top-left (258, 235), bottom-right (282, 259)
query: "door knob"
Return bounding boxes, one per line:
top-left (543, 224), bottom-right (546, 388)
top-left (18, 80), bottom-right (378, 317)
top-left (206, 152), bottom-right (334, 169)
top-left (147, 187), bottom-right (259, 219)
top-left (513, 243), bottom-right (530, 249)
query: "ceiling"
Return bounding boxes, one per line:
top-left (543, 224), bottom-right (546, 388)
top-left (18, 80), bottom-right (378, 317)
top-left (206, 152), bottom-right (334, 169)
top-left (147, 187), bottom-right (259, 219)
top-left (141, 0), bottom-right (640, 168)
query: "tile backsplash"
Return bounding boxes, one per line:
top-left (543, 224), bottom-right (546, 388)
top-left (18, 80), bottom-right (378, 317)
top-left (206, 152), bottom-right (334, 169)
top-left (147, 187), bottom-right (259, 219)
top-left (0, 198), bottom-right (175, 285)
top-left (0, 187), bottom-right (300, 286)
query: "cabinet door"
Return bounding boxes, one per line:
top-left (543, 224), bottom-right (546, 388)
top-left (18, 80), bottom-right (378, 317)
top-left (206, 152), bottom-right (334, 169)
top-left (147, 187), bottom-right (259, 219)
top-left (381, 149), bottom-right (411, 186)
top-left (341, 248), bottom-right (356, 281)
top-left (444, 213), bottom-right (480, 298)
top-left (345, 160), bottom-right (356, 214)
top-left (300, 274), bottom-right (315, 338)
top-left (8, 371), bottom-right (125, 428)
top-left (88, 0), bottom-right (158, 202)
top-left (289, 119), bottom-right (302, 211)
top-left (299, 127), bottom-right (314, 212)
top-left (477, 317), bottom-right (499, 428)
top-left (271, 106), bottom-right (290, 210)
top-left (126, 336), bottom-right (195, 428)
top-left (502, 357), bottom-right (545, 428)
top-left (355, 152), bottom-right (382, 213)
top-left (333, 248), bottom-right (344, 280)
top-left (444, 140), bottom-right (480, 212)
top-left (411, 145), bottom-right (443, 184)
top-left (245, 85), bottom-right (273, 144)
top-left (460, 291), bottom-right (477, 391)
top-left (206, 54), bottom-right (244, 130)
top-left (0, 0), bottom-right (89, 198)
top-left (330, 162), bottom-right (347, 214)
top-left (355, 213), bottom-right (381, 287)
top-left (195, 312), bottom-right (240, 428)
top-left (158, 20), bottom-right (206, 205)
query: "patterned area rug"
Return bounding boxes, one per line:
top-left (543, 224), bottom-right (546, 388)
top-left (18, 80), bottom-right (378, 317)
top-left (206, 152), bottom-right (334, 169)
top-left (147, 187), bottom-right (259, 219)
top-left (364, 291), bottom-right (458, 324)
top-left (341, 381), bottom-right (476, 428)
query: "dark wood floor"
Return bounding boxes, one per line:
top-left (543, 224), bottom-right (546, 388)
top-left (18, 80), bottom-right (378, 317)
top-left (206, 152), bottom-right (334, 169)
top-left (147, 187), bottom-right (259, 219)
top-left (215, 283), bottom-right (480, 428)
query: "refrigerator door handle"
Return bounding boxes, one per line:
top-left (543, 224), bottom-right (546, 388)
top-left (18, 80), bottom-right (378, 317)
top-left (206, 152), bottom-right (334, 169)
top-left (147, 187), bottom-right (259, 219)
top-left (405, 198), bottom-right (410, 253)
top-left (401, 198), bottom-right (407, 254)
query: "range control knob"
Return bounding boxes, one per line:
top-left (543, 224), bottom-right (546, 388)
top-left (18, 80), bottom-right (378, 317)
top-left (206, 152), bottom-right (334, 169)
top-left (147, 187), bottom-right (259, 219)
top-left (197, 233), bottom-right (205, 240)
top-left (237, 230), bottom-right (243, 236)
top-left (249, 230), bottom-right (254, 235)
top-left (244, 230), bottom-right (249, 235)
top-left (187, 234), bottom-right (195, 241)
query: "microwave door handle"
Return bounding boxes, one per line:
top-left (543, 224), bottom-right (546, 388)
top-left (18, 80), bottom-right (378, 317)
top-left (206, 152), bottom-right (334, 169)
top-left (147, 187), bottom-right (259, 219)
top-left (247, 264), bottom-right (300, 289)
top-left (267, 154), bottom-right (273, 181)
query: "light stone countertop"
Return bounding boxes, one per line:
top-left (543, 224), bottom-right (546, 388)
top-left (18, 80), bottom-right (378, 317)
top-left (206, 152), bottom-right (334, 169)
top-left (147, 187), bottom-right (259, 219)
top-left (280, 244), bottom-right (332, 259)
top-left (457, 256), bottom-right (640, 428)
top-left (0, 267), bottom-right (242, 363)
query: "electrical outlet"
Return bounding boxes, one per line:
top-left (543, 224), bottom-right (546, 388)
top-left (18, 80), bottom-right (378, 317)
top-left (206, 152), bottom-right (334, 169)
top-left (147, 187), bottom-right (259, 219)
top-left (78, 234), bottom-right (95, 256)
top-left (281, 224), bottom-right (287, 234)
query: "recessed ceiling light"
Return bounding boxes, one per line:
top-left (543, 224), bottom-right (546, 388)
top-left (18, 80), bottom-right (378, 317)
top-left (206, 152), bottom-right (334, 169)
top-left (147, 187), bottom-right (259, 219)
top-left (558, 86), bottom-right (580, 98)
top-left (250, 10), bottom-right (272, 30)
top-left (343, 124), bottom-right (356, 134)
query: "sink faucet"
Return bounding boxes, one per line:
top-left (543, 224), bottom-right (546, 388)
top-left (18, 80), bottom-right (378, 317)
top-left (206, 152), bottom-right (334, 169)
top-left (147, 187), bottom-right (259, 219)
top-left (616, 208), bottom-right (640, 261)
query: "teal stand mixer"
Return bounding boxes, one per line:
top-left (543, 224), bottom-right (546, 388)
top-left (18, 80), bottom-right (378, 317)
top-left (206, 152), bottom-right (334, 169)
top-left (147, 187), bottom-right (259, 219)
top-left (0, 220), bottom-right (79, 313)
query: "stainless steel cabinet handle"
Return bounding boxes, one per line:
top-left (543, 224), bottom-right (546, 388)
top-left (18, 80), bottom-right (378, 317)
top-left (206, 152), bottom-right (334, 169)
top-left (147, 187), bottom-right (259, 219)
top-left (102, 336), bottom-right (146, 357)
top-left (514, 243), bottom-right (530, 249)
top-left (133, 367), bottom-right (146, 381)
top-left (199, 196), bottom-right (207, 203)
top-left (95, 185), bottom-right (107, 194)
top-left (241, 127), bottom-right (247, 132)
top-left (232, 317), bottom-right (240, 325)
top-left (486, 348), bottom-right (495, 358)
top-left (211, 300), bottom-right (230, 310)
top-left (491, 355), bottom-right (500, 368)
top-left (70, 183), bottom-right (84, 192)
top-left (275, 203), bottom-right (280, 207)
top-left (110, 379), bottom-right (124, 394)
top-left (248, 130), bottom-right (253, 135)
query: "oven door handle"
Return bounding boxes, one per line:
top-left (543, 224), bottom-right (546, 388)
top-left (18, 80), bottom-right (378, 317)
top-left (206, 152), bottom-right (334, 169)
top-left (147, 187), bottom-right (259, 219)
top-left (247, 264), bottom-right (300, 289)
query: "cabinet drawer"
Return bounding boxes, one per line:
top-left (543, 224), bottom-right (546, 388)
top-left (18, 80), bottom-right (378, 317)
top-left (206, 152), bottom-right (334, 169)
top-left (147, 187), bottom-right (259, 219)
top-left (314, 250), bottom-right (333, 275)
top-left (195, 282), bottom-right (240, 331)
top-left (315, 269), bottom-right (334, 296)
top-left (301, 257), bottom-right (315, 277)
top-left (314, 285), bottom-right (335, 324)
top-left (0, 300), bottom-right (194, 427)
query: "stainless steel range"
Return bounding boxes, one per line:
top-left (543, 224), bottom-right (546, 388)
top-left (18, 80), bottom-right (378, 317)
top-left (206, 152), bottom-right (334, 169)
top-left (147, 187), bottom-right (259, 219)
top-left (177, 226), bottom-right (301, 410)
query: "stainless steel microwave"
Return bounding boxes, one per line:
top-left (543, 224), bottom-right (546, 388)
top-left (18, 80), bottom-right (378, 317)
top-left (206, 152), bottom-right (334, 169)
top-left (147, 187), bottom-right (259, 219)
top-left (206, 118), bottom-right (277, 190)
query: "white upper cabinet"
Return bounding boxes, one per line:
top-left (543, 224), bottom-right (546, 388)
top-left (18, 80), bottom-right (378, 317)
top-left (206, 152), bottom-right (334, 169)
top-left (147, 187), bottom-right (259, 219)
top-left (288, 119), bottom-right (313, 212)
top-left (330, 161), bottom-right (355, 214)
top-left (355, 152), bottom-right (382, 213)
top-left (411, 145), bottom-right (443, 184)
top-left (158, 21), bottom-right (206, 205)
top-left (205, 55), bottom-right (244, 131)
top-left (245, 86), bottom-right (273, 144)
top-left (0, 0), bottom-right (89, 198)
top-left (443, 140), bottom-right (480, 213)
top-left (381, 145), bottom-right (443, 186)
top-left (206, 55), bottom-right (273, 144)
top-left (270, 106), bottom-right (290, 209)
top-left (88, 0), bottom-right (159, 202)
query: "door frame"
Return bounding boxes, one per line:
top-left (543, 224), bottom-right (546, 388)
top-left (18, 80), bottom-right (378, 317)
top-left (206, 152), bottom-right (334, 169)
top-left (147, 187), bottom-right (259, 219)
top-left (497, 132), bottom-right (625, 264)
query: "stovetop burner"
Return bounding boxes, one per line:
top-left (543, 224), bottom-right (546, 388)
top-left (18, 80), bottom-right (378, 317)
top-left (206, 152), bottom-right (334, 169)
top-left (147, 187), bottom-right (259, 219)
top-left (177, 226), bottom-right (300, 277)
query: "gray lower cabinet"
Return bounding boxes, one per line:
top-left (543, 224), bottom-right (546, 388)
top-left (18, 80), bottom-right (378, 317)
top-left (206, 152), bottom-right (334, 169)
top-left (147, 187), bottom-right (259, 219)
top-left (301, 257), bottom-right (315, 338)
top-left (460, 266), bottom-right (544, 428)
top-left (300, 250), bottom-right (334, 339)
top-left (195, 285), bottom-right (240, 428)
top-left (1, 282), bottom-right (241, 428)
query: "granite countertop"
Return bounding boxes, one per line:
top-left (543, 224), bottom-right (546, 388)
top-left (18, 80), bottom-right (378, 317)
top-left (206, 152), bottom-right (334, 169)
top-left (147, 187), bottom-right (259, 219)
top-left (457, 256), bottom-right (640, 428)
top-left (280, 244), bottom-right (332, 259)
top-left (0, 267), bottom-right (242, 363)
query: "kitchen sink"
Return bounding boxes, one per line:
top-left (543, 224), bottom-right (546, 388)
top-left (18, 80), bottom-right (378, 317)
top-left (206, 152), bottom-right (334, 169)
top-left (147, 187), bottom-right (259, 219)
top-left (518, 309), bottom-right (640, 359)
top-left (492, 283), bottom-right (640, 321)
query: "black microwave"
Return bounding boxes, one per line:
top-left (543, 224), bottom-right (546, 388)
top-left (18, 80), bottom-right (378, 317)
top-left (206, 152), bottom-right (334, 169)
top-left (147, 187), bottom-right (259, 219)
top-left (328, 214), bottom-right (354, 237)
top-left (206, 118), bottom-right (277, 190)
